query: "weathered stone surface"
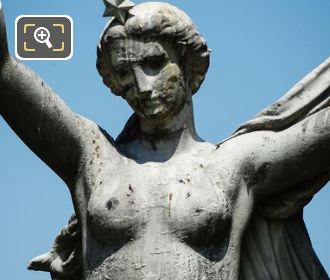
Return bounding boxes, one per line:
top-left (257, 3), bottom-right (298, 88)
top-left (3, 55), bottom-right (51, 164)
top-left (0, 1), bottom-right (329, 279)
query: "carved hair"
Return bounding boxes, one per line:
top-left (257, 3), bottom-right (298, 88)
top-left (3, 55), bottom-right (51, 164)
top-left (96, 2), bottom-right (210, 96)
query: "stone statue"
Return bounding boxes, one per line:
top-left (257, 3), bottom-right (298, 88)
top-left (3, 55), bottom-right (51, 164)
top-left (1, 1), bottom-right (330, 279)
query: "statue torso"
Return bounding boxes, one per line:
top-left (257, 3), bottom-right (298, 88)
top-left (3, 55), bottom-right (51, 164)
top-left (78, 131), bottom-right (256, 280)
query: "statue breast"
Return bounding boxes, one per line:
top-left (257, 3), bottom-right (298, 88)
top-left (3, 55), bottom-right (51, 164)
top-left (87, 159), bottom-right (234, 250)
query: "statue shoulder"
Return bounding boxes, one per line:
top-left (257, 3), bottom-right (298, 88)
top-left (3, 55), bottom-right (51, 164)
top-left (214, 130), bottom-right (276, 165)
top-left (78, 117), bottom-right (122, 161)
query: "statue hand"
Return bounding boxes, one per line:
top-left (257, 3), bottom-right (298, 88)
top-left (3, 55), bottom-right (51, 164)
top-left (28, 252), bottom-right (54, 272)
top-left (0, 0), bottom-right (9, 67)
top-left (28, 251), bottom-right (70, 275)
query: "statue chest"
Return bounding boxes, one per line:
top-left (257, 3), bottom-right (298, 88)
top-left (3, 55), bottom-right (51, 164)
top-left (86, 160), bottom-right (235, 249)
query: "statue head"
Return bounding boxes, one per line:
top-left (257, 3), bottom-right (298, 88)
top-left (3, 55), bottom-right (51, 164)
top-left (97, 2), bottom-right (210, 121)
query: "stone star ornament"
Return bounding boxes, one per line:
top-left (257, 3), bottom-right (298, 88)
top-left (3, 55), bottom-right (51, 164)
top-left (103, 0), bottom-right (135, 24)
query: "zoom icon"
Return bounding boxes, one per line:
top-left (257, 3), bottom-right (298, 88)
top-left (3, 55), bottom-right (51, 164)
top-left (15, 16), bottom-right (73, 60)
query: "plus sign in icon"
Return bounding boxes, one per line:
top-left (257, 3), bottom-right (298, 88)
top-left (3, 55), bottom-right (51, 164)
top-left (16, 15), bottom-right (73, 60)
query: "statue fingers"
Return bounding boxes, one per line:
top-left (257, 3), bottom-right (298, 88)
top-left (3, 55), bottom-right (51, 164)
top-left (27, 252), bottom-right (54, 272)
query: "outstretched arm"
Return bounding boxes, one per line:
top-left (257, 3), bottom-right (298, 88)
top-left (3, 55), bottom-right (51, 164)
top-left (0, 1), bottom-right (8, 66)
top-left (252, 106), bottom-right (330, 199)
top-left (0, 3), bottom-right (88, 186)
top-left (226, 57), bottom-right (330, 200)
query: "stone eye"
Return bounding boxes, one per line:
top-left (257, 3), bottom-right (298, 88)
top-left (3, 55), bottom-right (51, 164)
top-left (143, 55), bottom-right (168, 72)
top-left (116, 67), bottom-right (129, 79)
top-left (147, 58), bottom-right (162, 69)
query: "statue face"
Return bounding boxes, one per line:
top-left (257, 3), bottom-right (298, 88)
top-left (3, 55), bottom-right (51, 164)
top-left (110, 39), bottom-right (187, 122)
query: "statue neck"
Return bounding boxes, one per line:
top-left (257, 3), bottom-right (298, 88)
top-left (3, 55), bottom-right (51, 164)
top-left (122, 97), bottom-right (204, 162)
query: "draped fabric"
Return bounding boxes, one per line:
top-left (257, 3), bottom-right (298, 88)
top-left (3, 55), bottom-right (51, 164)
top-left (219, 57), bottom-right (330, 146)
top-left (235, 57), bottom-right (330, 134)
top-left (240, 213), bottom-right (329, 280)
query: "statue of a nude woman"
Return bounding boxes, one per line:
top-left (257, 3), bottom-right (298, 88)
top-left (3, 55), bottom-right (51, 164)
top-left (1, 1), bottom-right (330, 279)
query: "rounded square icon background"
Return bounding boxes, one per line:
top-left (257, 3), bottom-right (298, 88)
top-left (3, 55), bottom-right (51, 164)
top-left (16, 16), bottom-right (73, 60)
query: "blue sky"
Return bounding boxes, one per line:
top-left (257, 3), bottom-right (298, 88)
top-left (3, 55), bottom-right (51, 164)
top-left (0, 1), bottom-right (330, 279)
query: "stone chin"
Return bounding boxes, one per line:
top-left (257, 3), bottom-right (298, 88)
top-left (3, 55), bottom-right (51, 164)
top-left (137, 105), bottom-right (175, 124)
top-left (136, 96), bottom-right (187, 125)
top-left (128, 92), bottom-right (186, 125)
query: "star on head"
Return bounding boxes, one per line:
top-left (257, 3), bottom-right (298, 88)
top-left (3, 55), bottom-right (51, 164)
top-left (103, 0), bottom-right (135, 24)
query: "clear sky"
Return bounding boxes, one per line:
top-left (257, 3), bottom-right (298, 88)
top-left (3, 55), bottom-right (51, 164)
top-left (0, 1), bottom-right (330, 279)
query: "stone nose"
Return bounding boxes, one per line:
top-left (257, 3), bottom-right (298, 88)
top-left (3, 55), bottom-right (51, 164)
top-left (132, 66), bottom-right (153, 96)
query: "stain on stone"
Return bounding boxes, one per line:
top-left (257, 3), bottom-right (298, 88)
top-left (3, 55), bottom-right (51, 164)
top-left (168, 193), bottom-right (173, 217)
top-left (95, 146), bottom-right (100, 158)
top-left (106, 197), bottom-right (119, 210)
top-left (129, 184), bottom-right (134, 192)
top-left (302, 121), bottom-right (308, 133)
top-left (195, 208), bottom-right (204, 214)
top-left (252, 162), bottom-right (271, 185)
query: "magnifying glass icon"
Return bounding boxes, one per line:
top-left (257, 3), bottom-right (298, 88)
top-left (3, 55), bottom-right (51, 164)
top-left (34, 27), bottom-right (53, 49)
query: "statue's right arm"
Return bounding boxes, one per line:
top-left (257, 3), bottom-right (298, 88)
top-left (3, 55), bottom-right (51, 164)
top-left (0, 3), bottom-right (92, 186)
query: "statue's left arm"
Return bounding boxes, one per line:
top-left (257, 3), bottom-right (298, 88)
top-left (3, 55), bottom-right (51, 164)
top-left (222, 56), bottom-right (330, 199)
top-left (228, 57), bottom-right (330, 199)
top-left (252, 107), bottom-right (330, 199)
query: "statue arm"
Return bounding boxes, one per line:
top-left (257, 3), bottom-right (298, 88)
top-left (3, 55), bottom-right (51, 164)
top-left (253, 107), bottom-right (330, 199)
top-left (0, 1), bottom-right (8, 66)
top-left (0, 4), bottom-right (87, 185)
top-left (226, 57), bottom-right (330, 201)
